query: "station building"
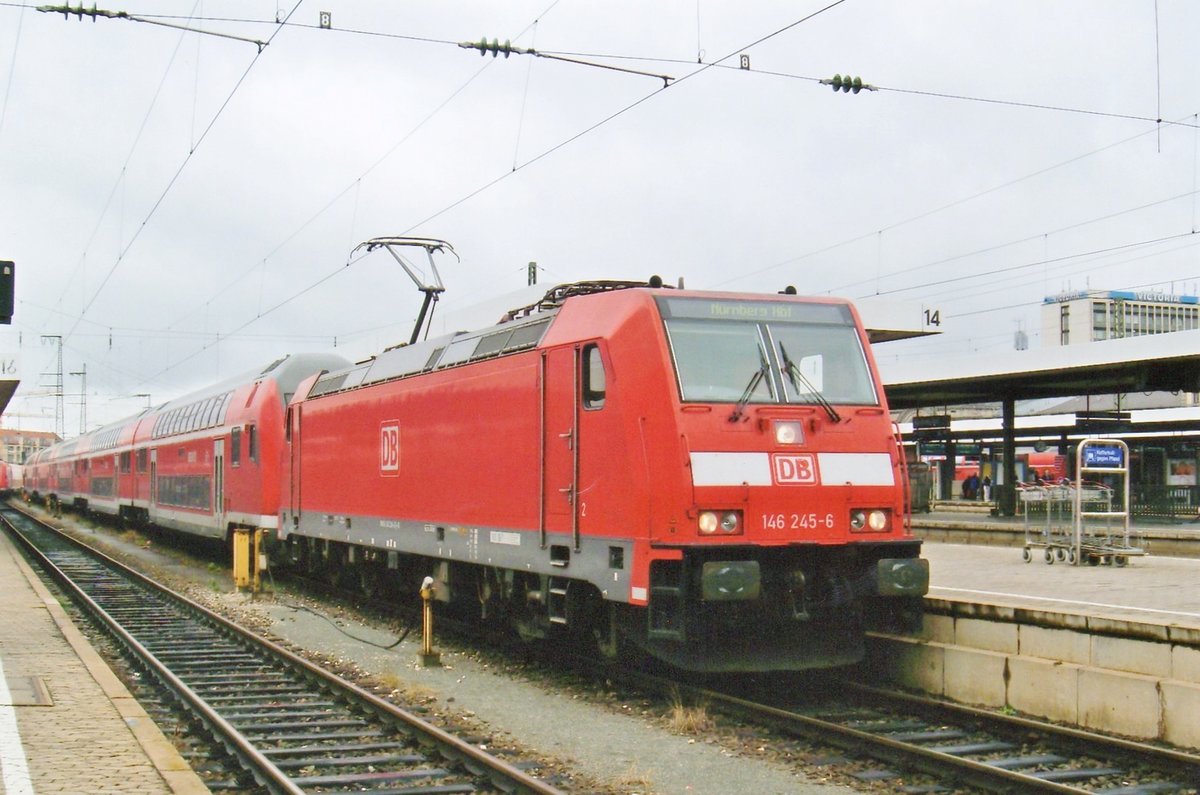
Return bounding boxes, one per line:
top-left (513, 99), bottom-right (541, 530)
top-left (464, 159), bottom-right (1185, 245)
top-left (1043, 289), bottom-right (1200, 346)
top-left (0, 428), bottom-right (58, 466)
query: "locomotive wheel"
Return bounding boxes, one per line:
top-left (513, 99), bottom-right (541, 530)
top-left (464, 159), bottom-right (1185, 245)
top-left (303, 544), bottom-right (323, 576)
top-left (594, 606), bottom-right (620, 661)
top-left (1021, 547), bottom-right (1032, 563)
top-left (1066, 547), bottom-right (1077, 565)
top-left (1044, 548), bottom-right (1054, 564)
top-left (358, 566), bottom-right (382, 599)
top-left (1054, 547), bottom-right (1065, 561)
top-left (1114, 555), bottom-right (1128, 567)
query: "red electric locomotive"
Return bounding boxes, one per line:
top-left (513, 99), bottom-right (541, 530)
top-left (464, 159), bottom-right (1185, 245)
top-left (279, 280), bottom-right (928, 672)
top-left (27, 353), bottom-right (348, 539)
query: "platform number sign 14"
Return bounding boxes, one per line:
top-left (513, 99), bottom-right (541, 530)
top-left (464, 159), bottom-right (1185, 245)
top-left (380, 421), bottom-right (400, 476)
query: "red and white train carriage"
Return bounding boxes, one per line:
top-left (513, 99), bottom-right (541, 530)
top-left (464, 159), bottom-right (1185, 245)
top-left (27, 353), bottom-right (348, 539)
top-left (278, 281), bottom-right (929, 671)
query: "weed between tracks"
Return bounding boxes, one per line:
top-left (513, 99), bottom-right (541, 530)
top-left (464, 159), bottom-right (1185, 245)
top-left (612, 763), bottom-right (655, 792)
top-left (666, 686), bottom-right (713, 734)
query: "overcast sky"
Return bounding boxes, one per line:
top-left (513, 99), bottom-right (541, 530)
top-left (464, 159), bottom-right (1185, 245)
top-left (1, 0), bottom-right (1198, 437)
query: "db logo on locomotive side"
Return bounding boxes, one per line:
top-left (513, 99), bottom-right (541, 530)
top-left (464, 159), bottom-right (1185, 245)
top-left (379, 421), bottom-right (401, 476)
top-left (772, 453), bottom-right (818, 485)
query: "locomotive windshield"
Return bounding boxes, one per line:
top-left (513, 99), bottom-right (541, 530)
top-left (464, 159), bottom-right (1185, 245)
top-left (657, 296), bottom-right (878, 406)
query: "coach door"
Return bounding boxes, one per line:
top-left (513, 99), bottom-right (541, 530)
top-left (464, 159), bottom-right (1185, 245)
top-left (541, 347), bottom-right (579, 551)
top-left (213, 439), bottom-right (225, 525)
top-left (287, 405), bottom-right (301, 518)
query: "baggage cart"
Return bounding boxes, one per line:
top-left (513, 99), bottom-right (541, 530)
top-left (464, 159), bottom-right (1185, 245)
top-left (1021, 439), bottom-right (1146, 566)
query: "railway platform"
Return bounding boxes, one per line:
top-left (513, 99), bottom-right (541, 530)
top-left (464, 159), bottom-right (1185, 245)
top-left (0, 529), bottom-right (208, 794)
top-left (915, 499), bottom-right (1200, 624)
top-left (883, 538), bottom-right (1200, 748)
top-left (922, 540), bottom-right (1200, 629)
top-left (913, 500), bottom-right (1200, 559)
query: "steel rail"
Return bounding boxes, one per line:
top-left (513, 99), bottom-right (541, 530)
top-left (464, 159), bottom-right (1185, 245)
top-left (675, 681), bottom-right (1087, 793)
top-left (1, 507), bottom-right (563, 795)
top-left (3, 513), bottom-right (299, 793)
top-left (615, 666), bottom-right (1200, 793)
top-left (840, 679), bottom-right (1200, 782)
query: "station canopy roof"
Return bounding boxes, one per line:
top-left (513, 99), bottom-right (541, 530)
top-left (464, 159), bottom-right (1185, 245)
top-left (0, 379), bottom-right (16, 419)
top-left (879, 329), bottom-right (1200, 411)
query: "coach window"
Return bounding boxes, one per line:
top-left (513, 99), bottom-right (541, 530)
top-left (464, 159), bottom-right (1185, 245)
top-left (247, 424), bottom-right (258, 463)
top-left (120, 451), bottom-right (131, 474)
top-left (230, 427), bottom-right (242, 467)
top-left (136, 448), bottom-right (147, 473)
top-left (583, 344), bottom-right (606, 409)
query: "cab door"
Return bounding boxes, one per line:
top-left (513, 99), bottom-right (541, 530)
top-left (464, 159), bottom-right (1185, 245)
top-left (287, 405), bottom-right (302, 519)
top-left (541, 347), bottom-right (578, 550)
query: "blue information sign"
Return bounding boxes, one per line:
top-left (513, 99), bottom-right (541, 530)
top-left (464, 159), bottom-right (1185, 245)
top-left (1083, 445), bottom-right (1124, 468)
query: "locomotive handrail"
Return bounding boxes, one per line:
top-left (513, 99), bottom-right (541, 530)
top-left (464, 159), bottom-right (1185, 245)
top-left (501, 279), bottom-right (664, 321)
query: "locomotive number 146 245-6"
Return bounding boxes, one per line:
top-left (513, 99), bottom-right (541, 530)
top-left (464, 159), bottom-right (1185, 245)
top-left (762, 512), bottom-right (835, 530)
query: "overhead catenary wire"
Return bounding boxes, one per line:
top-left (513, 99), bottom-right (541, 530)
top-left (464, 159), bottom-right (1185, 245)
top-left (148, 1), bottom-right (850, 383)
top-left (143, 0), bottom-right (1197, 391)
top-left (830, 188), bottom-right (1200, 299)
top-left (711, 113), bottom-right (1196, 292)
top-left (906, 235), bottom-right (1200, 310)
top-left (0, 0), bottom-right (26, 143)
top-left (45, 1), bottom-right (304, 355)
top-left (49, 0), bottom-right (203, 332)
top-left (12, 2), bottom-right (1197, 422)
top-left (34, 3), bottom-right (269, 50)
top-left (868, 231), bottom-right (1199, 301)
top-left (36, 1), bottom-right (1186, 318)
top-left (164, 0), bottom-right (566, 336)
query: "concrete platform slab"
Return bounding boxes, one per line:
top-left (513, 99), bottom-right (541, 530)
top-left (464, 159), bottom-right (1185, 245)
top-left (0, 528), bottom-right (208, 794)
top-left (924, 541), bottom-right (1200, 629)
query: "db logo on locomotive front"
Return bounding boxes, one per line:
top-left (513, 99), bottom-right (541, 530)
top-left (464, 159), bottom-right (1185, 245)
top-left (379, 421), bottom-right (401, 476)
top-left (772, 453), bottom-right (818, 485)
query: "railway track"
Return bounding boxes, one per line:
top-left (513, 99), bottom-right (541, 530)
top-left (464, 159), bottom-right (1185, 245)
top-left (654, 672), bottom-right (1200, 793)
top-left (0, 506), bottom-right (564, 795)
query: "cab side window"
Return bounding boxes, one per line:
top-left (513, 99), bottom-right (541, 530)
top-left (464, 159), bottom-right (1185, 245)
top-left (583, 344), bottom-right (606, 409)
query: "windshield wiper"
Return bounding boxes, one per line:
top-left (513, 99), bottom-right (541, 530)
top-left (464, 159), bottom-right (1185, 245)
top-left (779, 342), bottom-right (842, 423)
top-left (729, 350), bottom-right (770, 423)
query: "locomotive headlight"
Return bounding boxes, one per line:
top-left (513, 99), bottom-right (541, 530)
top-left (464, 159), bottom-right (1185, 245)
top-left (773, 420), bottom-right (804, 445)
top-left (850, 509), bottom-right (890, 533)
top-left (698, 510), bottom-right (744, 535)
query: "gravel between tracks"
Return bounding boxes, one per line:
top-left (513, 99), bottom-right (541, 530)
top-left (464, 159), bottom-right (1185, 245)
top-left (29, 505), bottom-right (864, 795)
top-left (246, 598), bottom-right (858, 795)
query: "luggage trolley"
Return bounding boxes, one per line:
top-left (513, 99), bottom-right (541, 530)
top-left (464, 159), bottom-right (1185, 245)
top-left (1070, 439), bottom-right (1145, 566)
top-left (1021, 482), bottom-right (1075, 564)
